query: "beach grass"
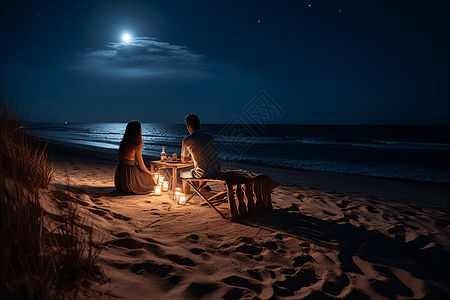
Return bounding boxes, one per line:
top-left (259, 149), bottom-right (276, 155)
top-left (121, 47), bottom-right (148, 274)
top-left (0, 97), bottom-right (53, 191)
top-left (0, 97), bottom-right (105, 299)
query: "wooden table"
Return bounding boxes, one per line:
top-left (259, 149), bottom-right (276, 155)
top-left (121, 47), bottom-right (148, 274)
top-left (149, 160), bottom-right (193, 196)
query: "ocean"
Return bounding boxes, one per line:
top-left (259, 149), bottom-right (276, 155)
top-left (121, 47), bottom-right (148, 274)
top-left (25, 123), bottom-right (450, 183)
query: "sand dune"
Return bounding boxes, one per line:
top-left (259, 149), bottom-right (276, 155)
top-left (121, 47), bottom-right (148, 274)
top-left (41, 141), bottom-right (450, 299)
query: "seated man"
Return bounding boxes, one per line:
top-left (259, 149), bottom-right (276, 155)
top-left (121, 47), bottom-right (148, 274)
top-left (181, 114), bottom-right (221, 194)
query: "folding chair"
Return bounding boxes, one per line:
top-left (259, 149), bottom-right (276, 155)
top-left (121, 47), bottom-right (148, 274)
top-left (182, 170), bottom-right (277, 220)
top-left (184, 178), bottom-right (230, 219)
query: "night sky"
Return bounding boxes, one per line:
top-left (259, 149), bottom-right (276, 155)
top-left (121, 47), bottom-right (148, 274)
top-left (1, 0), bottom-right (449, 124)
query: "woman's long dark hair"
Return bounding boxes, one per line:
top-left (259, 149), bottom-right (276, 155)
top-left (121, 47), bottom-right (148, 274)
top-left (119, 120), bottom-right (143, 150)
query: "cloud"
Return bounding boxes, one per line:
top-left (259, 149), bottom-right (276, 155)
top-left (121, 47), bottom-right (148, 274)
top-left (72, 37), bottom-right (207, 79)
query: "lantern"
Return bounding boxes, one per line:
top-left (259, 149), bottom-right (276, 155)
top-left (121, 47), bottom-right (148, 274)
top-left (179, 194), bottom-right (186, 205)
top-left (162, 181), bottom-right (169, 192)
top-left (175, 188), bottom-right (181, 201)
top-left (155, 185), bottom-right (162, 196)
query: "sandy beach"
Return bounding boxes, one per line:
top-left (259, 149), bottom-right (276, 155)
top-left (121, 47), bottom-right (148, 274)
top-left (41, 139), bottom-right (450, 299)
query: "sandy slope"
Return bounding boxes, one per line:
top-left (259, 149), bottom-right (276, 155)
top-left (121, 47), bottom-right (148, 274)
top-left (40, 141), bottom-right (450, 299)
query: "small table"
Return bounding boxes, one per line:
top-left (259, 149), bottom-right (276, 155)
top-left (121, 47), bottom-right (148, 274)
top-left (149, 160), bottom-right (193, 196)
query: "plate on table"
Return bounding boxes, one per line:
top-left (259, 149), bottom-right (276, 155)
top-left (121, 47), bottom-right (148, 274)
top-left (163, 159), bottom-right (182, 163)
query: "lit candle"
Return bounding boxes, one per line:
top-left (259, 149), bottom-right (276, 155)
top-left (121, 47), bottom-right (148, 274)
top-left (158, 176), bottom-right (164, 184)
top-left (175, 188), bottom-right (181, 201)
top-left (179, 194), bottom-right (186, 205)
top-left (155, 185), bottom-right (162, 196)
top-left (154, 172), bottom-right (159, 182)
top-left (162, 181), bottom-right (169, 192)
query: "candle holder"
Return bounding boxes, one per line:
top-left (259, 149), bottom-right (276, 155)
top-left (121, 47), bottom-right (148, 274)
top-left (162, 181), bottom-right (169, 192)
top-left (154, 185), bottom-right (162, 196)
top-left (179, 194), bottom-right (186, 205)
top-left (175, 187), bottom-right (181, 202)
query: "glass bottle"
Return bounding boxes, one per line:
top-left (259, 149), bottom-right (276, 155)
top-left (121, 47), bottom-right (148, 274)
top-left (161, 146), bottom-right (166, 161)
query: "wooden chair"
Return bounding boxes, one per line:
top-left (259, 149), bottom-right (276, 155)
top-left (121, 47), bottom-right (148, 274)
top-left (182, 169), bottom-right (277, 219)
top-left (184, 179), bottom-right (229, 219)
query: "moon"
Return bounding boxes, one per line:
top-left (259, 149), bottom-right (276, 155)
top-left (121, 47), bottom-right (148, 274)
top-left (122, 34), bottom-right (131, 43)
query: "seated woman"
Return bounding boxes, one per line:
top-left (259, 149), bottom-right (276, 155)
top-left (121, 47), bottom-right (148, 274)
top-left (114, 120), bottom-right (155, 194)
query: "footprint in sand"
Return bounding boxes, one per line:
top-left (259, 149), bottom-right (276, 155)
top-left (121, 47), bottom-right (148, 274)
top-left (234, 237), bottom-right (263, 256)
top-left (274, 233), bottom-right (283, 240)
top-left (337, 200), bottom-right (350, 209)
top-left (284, 204), bottom-right (300, 212)
top-left (265, 265), bottom-right (283, 270)
top-left (387, 225), bottom-right (406, 234)
top-left (295, 194), bottom-right (305, 201)
top-left (321, 270), bottom-right (350, 296)
top-left (365, 205), bottom-right (380, 214)
top-left (222, 288), bottom-right (247, 300)
top-left (281, 268), bottom-right (296, 275)
top-left (107, 236), bottom-right (167, 257)
top-left (167, 254), bottom-right (196, 267)
top-left (344, 212), bottom-right (358, 221)
top-left (188, 234), bottom-right (199, 242)
top-left (130, 261), bottom-right (173, 277)
top-left (236, 244), bottom-right (262, 255)
top-left (247, 269), bottom-right (263, 281)
top-left (382, 213), bottom-right (391, 221)
top-left (125, 249), bottom-right (148, 257)
top-left (113, 232), bottom-right (130, 238)
top-left (189, 248), bottom-right (206, 255)
top-left (388, 224), bottom-right (420, 240)
top-left (292, 254), bottom-right (314, 267)
top-left (261, 241), bottom-right (278, 250)
top-left (145, 237), bottom-right (165, 245)
top-left (186, 282), bottom-right (218, 298)
top-left (274, 268), bottom-right (318, 293)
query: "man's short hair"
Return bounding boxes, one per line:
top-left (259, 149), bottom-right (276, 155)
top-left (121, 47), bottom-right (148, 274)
top-left (185, 114), bottom-right (200, 130)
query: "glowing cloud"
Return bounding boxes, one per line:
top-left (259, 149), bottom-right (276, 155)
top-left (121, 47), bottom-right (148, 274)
top-left (74, 37), bottom-right (207, 79)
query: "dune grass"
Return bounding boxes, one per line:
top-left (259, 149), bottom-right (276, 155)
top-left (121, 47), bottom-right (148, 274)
top-left (0, 97), bottom-right (105, 299)
top-left (0, 97), bottom-right (53, 191)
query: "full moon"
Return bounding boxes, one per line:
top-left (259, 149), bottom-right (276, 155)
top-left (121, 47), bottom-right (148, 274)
top-left (122, 34), bottom-right (131, 43)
